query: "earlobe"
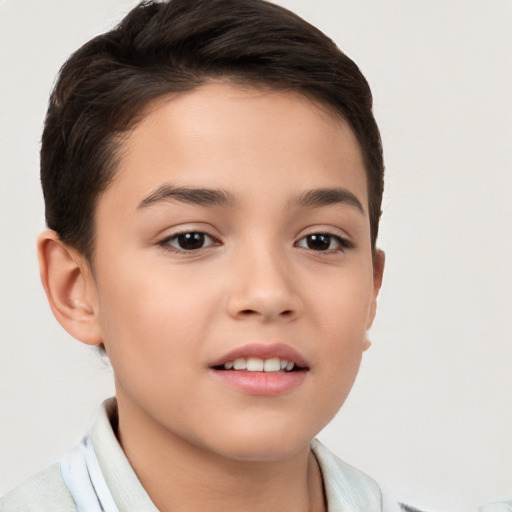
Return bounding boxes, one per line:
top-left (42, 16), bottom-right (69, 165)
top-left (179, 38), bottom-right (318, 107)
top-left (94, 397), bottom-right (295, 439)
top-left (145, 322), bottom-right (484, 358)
top-left (37, 230), bottom-right (103, 346)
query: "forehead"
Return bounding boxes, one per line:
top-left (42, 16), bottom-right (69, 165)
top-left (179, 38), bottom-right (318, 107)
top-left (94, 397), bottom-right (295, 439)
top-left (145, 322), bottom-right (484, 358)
top-left (102, 82), bottom-right (368, 213)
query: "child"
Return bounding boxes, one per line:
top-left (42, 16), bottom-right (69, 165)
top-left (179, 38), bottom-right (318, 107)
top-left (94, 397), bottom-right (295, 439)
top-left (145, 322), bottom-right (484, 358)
top-left (1, 0), bottom-right (421, 510)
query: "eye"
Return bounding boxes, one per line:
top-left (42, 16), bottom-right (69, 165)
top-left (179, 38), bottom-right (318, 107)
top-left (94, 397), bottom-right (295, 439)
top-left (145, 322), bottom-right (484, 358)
top-left (160, 232), bottom-right (217, 252)
top-left (296, 233), bottom-right (351, 252)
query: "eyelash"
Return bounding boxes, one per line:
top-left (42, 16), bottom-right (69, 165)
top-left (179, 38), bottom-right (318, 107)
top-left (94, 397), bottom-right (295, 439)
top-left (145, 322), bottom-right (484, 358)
top-left (158, 232), bottom-right (220, 254)
top-left (158, 231), bottom-right (353, 254)
top-left (295, 233), bottom-right (354, 252)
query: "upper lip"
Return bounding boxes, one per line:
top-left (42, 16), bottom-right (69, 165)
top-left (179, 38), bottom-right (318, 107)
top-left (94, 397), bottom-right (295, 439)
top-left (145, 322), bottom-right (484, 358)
top-left (209, 343), bottom-right (309, 369)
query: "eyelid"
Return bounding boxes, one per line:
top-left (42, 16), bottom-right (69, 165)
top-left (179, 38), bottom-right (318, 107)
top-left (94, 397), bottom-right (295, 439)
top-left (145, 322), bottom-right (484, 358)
top-left (153, 221), bottom-right (222, 243)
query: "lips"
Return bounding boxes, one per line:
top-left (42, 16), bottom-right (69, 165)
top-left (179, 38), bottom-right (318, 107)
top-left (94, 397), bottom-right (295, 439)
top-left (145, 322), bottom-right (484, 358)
top-left (209, 343), bottom-right (309, 396)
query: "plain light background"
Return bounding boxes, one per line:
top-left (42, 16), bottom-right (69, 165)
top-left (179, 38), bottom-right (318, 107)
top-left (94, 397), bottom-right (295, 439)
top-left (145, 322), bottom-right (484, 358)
top-left (0, 1), bottom-right (510, 510)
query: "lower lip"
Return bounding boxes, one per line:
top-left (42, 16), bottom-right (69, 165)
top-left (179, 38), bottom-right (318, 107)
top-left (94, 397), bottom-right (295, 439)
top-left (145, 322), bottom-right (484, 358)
top-left (210, 369), bottom-right (307, 396)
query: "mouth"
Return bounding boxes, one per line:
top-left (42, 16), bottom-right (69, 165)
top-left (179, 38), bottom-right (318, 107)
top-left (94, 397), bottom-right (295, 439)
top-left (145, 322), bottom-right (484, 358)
top-left (213, 357), bottom-right (305, 373)
top-left (209, 343), bottom-right (309, 396)
top-left (209, 342), bottom-right (309, 373)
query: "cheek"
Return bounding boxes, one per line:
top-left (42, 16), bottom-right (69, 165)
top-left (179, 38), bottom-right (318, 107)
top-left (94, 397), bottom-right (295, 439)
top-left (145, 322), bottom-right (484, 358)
top-left (312, 267), bottom-right (374, 343)
top-left (94, 263), bottom-right (214, 375)
top-left (309, 269), bottom-right (374, 401)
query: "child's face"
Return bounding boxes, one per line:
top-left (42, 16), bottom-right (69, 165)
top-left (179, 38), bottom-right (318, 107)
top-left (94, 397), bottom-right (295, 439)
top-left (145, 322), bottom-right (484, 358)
top-left (84, 82), bottom-right (383, 461)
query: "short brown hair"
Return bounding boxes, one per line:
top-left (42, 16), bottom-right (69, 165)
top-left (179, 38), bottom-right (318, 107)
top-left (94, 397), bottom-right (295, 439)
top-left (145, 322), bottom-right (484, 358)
top-left (41, 0), bottom-right (384, 261)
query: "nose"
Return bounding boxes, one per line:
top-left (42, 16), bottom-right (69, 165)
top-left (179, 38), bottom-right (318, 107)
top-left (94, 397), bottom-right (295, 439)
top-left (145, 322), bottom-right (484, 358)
top-left (225, 244), bottom-right (302, 323)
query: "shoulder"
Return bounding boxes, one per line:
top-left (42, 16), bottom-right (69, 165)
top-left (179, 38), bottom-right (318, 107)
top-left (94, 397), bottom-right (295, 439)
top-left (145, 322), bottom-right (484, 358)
top-left (0, 462), bottom-right (76, 512)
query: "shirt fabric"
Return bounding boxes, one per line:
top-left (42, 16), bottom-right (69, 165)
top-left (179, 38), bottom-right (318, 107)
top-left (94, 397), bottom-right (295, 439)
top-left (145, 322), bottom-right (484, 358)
top-left (0, 397), bottom-right (413, 512)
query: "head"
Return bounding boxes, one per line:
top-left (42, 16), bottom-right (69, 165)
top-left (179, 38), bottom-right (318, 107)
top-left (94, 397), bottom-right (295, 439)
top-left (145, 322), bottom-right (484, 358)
top-left (38, 0), bottom-right (385, 463)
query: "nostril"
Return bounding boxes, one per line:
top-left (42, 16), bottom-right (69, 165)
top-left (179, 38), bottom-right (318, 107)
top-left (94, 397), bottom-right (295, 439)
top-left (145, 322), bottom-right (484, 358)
top-left (238, 309), bottom-right (294, 318)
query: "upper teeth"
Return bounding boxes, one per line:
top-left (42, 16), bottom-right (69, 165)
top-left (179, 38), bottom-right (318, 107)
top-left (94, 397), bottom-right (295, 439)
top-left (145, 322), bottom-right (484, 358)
top-left (223, 357), bottom-right (295, 372)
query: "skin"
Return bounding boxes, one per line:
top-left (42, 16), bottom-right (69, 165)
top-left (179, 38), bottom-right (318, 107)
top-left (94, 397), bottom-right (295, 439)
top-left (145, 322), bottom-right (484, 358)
top-left (39, 82), bottom-right (384, 512)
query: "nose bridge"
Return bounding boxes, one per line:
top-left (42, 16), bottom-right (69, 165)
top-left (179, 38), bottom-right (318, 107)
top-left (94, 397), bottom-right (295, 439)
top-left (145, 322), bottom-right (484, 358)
top-left (226, 234), bottom-right (301, 321)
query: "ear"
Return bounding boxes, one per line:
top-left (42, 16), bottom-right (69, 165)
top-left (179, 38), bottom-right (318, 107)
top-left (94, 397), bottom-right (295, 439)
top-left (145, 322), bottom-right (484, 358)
top-left (366, 248), bottom-right (385, 331)
top-left (362, 334), bottom-right (372, 352)
top-left (37, 229), bottom-right (102, 346)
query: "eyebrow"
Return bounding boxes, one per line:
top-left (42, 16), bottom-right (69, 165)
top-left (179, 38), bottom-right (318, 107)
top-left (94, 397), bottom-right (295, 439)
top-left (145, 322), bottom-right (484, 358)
top-left (137, 184), bottom-right (364, 214)
top-left (137, 185), bottom-right (237, 209)
top-left (288, 187), bottom-right (365, 214)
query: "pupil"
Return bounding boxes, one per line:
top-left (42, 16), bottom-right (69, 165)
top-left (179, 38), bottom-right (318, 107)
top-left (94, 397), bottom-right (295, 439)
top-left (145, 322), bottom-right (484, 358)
top-left (178, 232), bottom-right (205, 250)
top-left (307, 234), bottom-right (330, 251)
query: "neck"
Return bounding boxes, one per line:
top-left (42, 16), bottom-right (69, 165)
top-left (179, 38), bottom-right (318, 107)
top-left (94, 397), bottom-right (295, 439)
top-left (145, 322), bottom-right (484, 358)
top-left (115, 391), bottom-right (326, 512)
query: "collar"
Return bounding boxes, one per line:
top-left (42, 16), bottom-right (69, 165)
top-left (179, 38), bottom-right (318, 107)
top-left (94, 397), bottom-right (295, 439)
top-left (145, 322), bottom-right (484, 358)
top-left (311, 438), bottom-right (382, 512)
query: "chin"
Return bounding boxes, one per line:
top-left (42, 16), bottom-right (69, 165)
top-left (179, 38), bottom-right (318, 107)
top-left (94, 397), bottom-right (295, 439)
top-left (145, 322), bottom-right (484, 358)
top-left (204, 420), bottom-right (318, 463)
top-left (219, 441), bottom-right (310, 463)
